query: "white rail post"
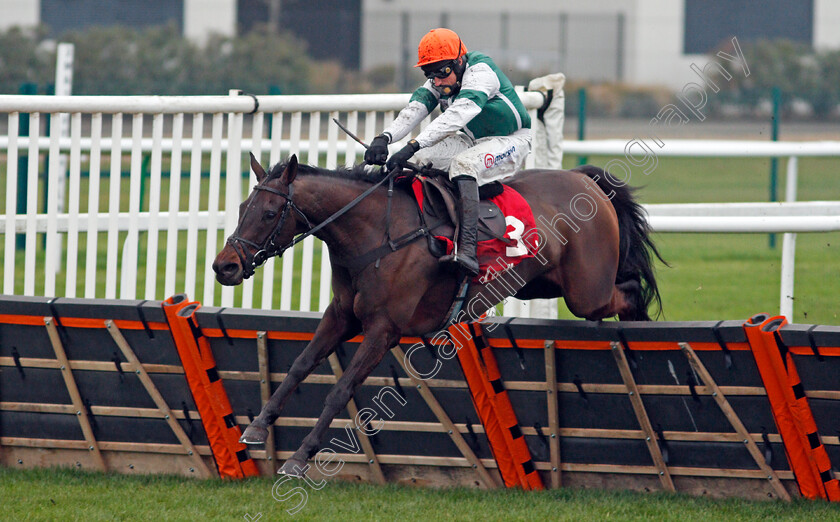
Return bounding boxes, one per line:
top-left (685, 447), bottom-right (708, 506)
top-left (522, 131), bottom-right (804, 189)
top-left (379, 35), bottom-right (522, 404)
top-left (261, 110), bottom-right (284, 310)
top-left (242, 110), bottom-right (264, 309)
top-left (222, 90), bottom-right (245, 307)
top-left (84, 113), bottom-right (103, 298)
top-left (343, 111), bottom-right (359, 167)
top-left (299, 112), bottom-right (321, 311)
top-left (105, 114), bottom-right (123, 299)
top-left (279, 112), bottom-right (302, 310)
top-left (44, 111), bottom-right (62, 295)
top-left (522, 98), bottom-right (561, 319)
top-left (164, 113), bottom-right (185, 298)
top-left (503, 297), bottom-right (531, 318)
top-left (202, 112), bottom-right (225, 306)
top-left (53, 43), bottom-right (74, 277)
top-left (780, 156), bottom-right (798, 321)
top-left (64, 112), bottom-right (82, 297)
top-left (144, 113), bottom-right (165, 300)
top-left (184, 113), bottom-right (204, 300)
top-left (23, 112), bottom-right (39, 296)
top-left (119, 114), bottom-right (144, 299)
top-left (319, 110), bottom-right (339, 311)
top-left (4, 112), bottom-right (19, 294)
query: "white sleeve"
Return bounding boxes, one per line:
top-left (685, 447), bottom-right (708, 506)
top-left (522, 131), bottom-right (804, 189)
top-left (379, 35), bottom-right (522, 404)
top-left (461, 62), bottom-right (501, 100)
top-left (414, 97), bottom-right (482, 148)
top-left (383, 100), bottom-right (430, 143)
top-left (413, 63), bottom-right (499, 148)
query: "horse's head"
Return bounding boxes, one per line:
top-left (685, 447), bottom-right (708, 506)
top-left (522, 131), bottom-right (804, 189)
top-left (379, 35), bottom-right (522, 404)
top-left (213, 153), bottom-right (305, 286)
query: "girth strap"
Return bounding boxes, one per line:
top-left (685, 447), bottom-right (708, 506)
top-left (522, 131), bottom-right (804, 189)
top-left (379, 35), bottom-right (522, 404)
top-left (375, 172), bottom-right (397, 269)
top-left (339, 216), bottom-right (447, 273)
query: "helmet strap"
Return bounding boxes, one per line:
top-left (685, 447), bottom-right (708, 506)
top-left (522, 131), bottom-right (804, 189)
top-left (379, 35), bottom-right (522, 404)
top-left (439, 81), bottom-right (460, 97)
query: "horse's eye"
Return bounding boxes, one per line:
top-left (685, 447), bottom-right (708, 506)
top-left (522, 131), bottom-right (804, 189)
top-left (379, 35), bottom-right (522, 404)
top-left (264, 211), bottom-right (277, 220)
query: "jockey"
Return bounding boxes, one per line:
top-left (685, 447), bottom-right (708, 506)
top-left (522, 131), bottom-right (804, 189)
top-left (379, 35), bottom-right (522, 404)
top-left (365, 28), bottom-right (532, 276)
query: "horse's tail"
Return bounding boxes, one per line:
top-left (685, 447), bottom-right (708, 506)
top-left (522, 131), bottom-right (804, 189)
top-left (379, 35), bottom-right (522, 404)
top-left (572, 165), bottom-right (666, 320)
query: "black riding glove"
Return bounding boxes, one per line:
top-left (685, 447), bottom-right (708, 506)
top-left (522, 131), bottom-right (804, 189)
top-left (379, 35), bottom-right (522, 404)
top-left (386, 139), bottom-right (420, 172)
top-left (364, 134), bottom-right (390, 165)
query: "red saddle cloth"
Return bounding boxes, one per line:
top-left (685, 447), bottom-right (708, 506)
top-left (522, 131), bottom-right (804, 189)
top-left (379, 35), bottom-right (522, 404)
top-left (410, 179), bottom-right (540, 283)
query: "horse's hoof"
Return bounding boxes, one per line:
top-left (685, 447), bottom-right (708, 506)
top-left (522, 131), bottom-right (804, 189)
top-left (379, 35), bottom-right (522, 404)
top-left (277, 459), bottom-right (307, 477)
top-left (239, 425), bottom-right (269, 445)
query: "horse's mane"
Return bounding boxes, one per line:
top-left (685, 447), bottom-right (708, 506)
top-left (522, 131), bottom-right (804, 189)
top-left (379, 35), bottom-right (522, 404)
top-left (266, 158), bottom-right (449, 184)
top-left (267, 160), bottom-right (384, 184)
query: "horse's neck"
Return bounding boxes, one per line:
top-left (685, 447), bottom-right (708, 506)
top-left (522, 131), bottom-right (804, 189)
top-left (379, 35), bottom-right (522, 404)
top-left (295, 174), bottom-right (366, 221)
top-left (295, 175), bottom-right (381, 252)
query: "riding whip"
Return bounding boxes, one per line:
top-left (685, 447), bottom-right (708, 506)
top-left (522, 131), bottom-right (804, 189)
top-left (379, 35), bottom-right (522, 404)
top-left (332, 118), bottom-right (369, 149)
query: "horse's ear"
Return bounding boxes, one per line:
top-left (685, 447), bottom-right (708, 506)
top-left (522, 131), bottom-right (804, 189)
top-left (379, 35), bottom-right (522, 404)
top-left (250, 152), bottom-right (268, 183)
top-left (282, 154), bottom-right (298, 184)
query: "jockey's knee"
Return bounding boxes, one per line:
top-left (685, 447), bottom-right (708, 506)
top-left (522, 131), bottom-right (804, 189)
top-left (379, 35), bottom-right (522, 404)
top-left (414, 134), bottom-right (472, 171)
top-left (449, 171), bottom-right (477, 184)
top-left (449, 155), bottom-right (480, 182)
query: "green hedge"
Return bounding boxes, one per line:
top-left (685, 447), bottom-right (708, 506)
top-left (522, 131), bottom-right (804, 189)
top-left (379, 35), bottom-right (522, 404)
top-left (2, 26), bottom-right (838, 119)
top-left (0, 23), bottom-right (363, 96)
top-left (717, 39), bottom-right (840, 118)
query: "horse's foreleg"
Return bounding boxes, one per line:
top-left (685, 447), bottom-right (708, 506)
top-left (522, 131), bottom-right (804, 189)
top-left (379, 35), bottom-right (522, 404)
top-left (240, 301), bottom-right (360, 444)
top-left (277, 322), bottom-right (398, 476)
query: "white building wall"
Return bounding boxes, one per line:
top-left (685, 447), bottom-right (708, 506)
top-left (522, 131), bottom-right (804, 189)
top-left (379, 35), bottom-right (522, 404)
top-left (183, 0), bottom-right (236, 44)
top-left (814, 0), bottom-right (840, 50)
top-left (363, 0), bottom-right (689, 86)
top-left (0, 0), bottom-right (40, 31)
top-left (362, 0), bottom-right (839, 90)
top-left (5, 1), bottom-right (837, 88)
top-left (629, 0), bottom-right (699, 90)
top-left (362, 0), bottom-right (629, 14)
top-left (361, 0), bottom-right (635, 80)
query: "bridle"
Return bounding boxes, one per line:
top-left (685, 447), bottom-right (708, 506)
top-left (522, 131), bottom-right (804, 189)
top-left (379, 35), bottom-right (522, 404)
top-left (227, 165), bottom-right (403, 279)
top-left (226, 164), bottom-right (425, 280)
top-left (226, 181), bottom-right (312, 280)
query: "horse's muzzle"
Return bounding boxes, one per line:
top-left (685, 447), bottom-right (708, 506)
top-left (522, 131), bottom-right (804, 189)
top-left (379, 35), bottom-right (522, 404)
top-left (212, 249), bottom-right (244, 286)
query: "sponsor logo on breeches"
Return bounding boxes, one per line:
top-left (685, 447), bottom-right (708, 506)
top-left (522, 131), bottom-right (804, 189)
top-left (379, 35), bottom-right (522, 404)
top-left (483, 146), bottom-right (516, 169)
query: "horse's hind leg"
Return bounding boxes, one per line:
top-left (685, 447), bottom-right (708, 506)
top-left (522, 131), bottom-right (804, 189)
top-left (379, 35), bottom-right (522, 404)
top-left (278, 319), bottom-right (398, 476)
top-left (240, 300), bottom-right (360, 444)
top-left (577, 279), bottom-right (647, 321)
top-left (615, 279), bottom-right (650, 321)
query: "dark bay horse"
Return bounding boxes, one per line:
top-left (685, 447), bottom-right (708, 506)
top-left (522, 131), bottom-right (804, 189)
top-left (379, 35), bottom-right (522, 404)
top-left (212, 153), bottom-right (664, 475)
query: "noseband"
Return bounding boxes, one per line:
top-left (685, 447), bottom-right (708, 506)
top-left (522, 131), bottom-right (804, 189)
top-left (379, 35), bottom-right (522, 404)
top-left (226, 182), bottom-right (311, 279)
top-left (226, 166), bottom-right (404, 280)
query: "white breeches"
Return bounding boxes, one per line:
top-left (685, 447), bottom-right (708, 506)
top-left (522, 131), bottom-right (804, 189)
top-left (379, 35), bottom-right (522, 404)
top-left (413, 128), bottom-right (531, 186)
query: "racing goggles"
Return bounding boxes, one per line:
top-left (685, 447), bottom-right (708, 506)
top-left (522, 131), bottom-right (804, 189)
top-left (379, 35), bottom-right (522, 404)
top-left (423, 61), bottom-right (456, 79)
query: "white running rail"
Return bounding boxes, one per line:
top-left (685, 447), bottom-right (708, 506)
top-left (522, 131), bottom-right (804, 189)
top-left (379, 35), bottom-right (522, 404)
top-left (1, 92), bottom-right (838, 321)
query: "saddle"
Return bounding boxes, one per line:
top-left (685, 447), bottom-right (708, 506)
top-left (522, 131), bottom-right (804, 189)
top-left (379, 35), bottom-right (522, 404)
top-left (338, 169), bottom-right (538, 282)
top-left (410, 176), bottom-right (511, 258)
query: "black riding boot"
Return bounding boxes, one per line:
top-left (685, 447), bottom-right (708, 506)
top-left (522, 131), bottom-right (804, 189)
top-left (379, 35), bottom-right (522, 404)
top-left (440, 176), bottom-right (480, 276)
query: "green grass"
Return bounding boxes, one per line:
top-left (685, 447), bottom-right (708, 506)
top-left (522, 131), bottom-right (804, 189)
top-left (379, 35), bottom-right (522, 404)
top-left (654, 233), bottom-right (838, 323)
top-left (554, 155), bottom-right (840, 324)
top-left (3, 467), bottom-right (840, 521)
top-left (554, 232), bottom-right (840, 324)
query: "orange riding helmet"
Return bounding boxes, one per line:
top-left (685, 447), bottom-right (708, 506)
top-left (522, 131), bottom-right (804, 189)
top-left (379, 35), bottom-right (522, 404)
top-left (415, 28), bottom-right (468, 67)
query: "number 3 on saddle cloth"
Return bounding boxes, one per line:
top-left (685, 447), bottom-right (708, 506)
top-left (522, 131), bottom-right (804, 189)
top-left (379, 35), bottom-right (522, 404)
top-left (409, 176), bottom-right (540, 283)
